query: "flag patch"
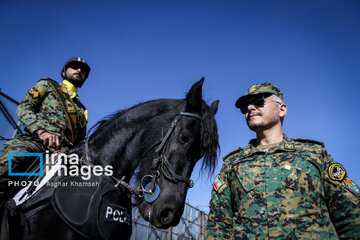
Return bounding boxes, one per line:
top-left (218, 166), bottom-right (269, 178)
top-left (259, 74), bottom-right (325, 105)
top-left (344, 177), bottom-right (360, 196)
top-left (213, 175), bottom-right (225, 192)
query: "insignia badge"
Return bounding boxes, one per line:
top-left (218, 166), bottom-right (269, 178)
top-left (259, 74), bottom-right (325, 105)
top-left (284, 143), bottom-right (294, 150)
top-left (29, 91), bottom-right (40, 98)
top-left (243, 148), bottom-right (252, 157)
top-left (248, 84), bottom-right (258, 93)
top-left (213, 175), bottom-right (225, 192)
top-left (328, 163), bottom-right (346, 181)
top-left (344, 177), bottom-right (360, 195)
top-left (65, 99), bottom-right (76, 113)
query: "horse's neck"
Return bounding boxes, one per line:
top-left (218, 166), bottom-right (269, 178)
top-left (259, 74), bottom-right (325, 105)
top-left (84, 100), bottom-right (183, 179)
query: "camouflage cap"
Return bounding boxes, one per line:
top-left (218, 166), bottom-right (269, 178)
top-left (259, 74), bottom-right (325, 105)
top-left (235, 82), bottom-right (283, 108)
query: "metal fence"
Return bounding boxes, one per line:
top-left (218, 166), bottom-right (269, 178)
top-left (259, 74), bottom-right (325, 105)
top-left (131, 203), bottom-right (207, 240)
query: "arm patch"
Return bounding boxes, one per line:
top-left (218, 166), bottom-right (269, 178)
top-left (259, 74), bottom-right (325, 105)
top-left (328, 163), bottom-right (346, 181)
top-left (213, 175), bottom-right (226, 192)
top-left (29, 91), bottom-right (40, 98)
top-left (343, 177), bottom-right (360, 197)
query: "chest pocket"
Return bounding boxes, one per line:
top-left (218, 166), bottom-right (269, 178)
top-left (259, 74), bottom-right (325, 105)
top-left (281, 155), bottom-right (304, 191)
top-left (233, 152), bottom-right (308, 194)
top-left (233, 156), bottom-right (264, 193)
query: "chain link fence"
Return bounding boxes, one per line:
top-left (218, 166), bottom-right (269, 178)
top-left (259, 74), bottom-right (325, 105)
top-left (131, 203), bottom-right (207, 240)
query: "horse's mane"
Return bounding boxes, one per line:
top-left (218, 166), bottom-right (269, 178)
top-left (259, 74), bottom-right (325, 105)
top-left (87, 99), bottom-right (219, 174)
top-left (199, 101), bottom-right (219, 174)
top-left (87, 99), bottom-right (171, 136)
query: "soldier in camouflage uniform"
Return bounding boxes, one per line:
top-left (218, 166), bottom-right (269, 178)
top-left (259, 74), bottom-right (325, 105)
top-left (0, 57), bottom-right (90, 204)
top-left (205, 83), bottom-right (360, 239)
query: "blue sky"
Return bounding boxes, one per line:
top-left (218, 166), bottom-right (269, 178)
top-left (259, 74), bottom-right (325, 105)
top-left (1, 0), bottom-right (360, 213)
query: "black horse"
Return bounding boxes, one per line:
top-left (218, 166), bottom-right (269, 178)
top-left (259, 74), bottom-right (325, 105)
top-left (2, 78), bottom-right (219, 240)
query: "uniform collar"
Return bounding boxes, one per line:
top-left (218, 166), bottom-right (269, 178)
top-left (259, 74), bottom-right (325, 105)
top-left (62, 80), bottom-right (78, 99)
top-left (241, 134), bottom-right (295, 158)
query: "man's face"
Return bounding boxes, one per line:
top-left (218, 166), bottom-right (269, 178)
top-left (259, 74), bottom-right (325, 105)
top-left (244, 95), bottom-right (285, 132)
top-left (62, 64), bottom-right (87, 87)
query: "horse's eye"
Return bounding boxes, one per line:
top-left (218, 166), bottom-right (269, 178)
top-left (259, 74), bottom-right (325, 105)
top-left (181, 134), bottom-right (190, 143)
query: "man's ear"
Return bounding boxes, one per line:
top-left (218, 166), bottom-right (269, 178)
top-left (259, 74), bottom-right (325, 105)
top-left (279, 103), bottom-right (287, 118)
top-left (62, 71), bottom-right (65, 78)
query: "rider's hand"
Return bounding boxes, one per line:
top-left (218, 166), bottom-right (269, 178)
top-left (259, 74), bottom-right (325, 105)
top-left (37, 130), bottom-right (61, 149)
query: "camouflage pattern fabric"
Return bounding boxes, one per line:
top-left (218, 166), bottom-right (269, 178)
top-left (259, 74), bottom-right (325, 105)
top-left (205, 135), bottom-right (360, 239)
top-left (0, 79), bottom-right (87, 202)
top-left (235, 82), bottom-right (283, 109)
top-left (17, 78), bottom-right (87, 146)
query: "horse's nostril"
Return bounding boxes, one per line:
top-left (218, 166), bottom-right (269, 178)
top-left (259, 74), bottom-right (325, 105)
top-left (159, 207), bottom-right (175, 225)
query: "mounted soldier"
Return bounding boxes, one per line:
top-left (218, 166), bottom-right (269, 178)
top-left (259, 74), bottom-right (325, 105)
top-left (0, 57), bottom-right (90, 205)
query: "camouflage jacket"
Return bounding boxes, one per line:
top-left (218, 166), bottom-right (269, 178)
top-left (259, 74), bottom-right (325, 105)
top-left (206, 135), bottom-right (360, 239)
top-left (17, 78), bottom-right (87, 147)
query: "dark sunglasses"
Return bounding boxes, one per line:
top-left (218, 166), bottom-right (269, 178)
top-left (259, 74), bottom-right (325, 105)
top-left (240, 96), bottom-right (266, 114)
top-left (69, 64), bottom-right (85, 71)
top-left (240, 95), bottom-right (282, 114)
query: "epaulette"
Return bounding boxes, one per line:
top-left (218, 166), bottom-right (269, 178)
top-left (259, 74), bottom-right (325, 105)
top-left (294, 138), bottom-right (325, 148)
top-left (223, 147), bottom-right (242, 160)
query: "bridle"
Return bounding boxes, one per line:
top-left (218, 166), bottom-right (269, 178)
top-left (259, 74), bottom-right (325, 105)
top-left (83, 111), bottom-right (202, 203)
top-left (140, 111), bottom-right (201, 203)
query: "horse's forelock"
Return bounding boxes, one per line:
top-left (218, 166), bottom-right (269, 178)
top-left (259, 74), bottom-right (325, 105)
top-left (199, 102), bottom-right (219, 174)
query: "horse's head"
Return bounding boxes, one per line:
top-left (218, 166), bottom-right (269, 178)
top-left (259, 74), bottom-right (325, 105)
top-left (137, 78), bottom-right (219, 228)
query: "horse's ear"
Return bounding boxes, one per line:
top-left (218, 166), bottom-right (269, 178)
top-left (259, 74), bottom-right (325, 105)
top-left (185, 77), bottom-right (204, 113)
top-left (210, 100), bottom-right (219, 115)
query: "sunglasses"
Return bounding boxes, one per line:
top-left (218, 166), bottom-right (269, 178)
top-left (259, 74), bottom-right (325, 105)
top-left (69, 64), bottom-right (85, 72)
top-left (240, 95), bottom-right (281, 114)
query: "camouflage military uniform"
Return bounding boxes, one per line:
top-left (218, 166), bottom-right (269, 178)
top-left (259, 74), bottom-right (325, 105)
top-left (0, 78), bottom-right (87, 201)
top-left (206, 135), bottom-right (360, 239)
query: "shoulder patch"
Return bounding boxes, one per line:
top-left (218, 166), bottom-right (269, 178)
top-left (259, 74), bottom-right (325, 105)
top-left (29, 91), bottom-right (40, 98)
top-left (328, 163), bottom-right (346, 181)
top-left (343, 177), bottom-right (360, 197)
top-left (294, 138), bottom-right (325, 148)
top-left (213, 175), bottom-right (225, 192)
top-left (223, 147), bottom-right (242, 160)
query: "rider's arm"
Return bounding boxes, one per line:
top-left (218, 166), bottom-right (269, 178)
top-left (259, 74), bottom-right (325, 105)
top-left (17, 80), bottom-right (49, 135)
